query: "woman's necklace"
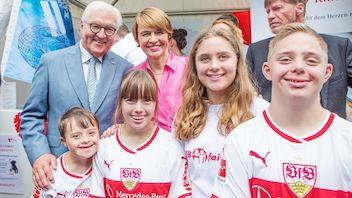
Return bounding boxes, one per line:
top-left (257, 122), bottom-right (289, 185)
top-left (150, 69), bottom-right (163, 75)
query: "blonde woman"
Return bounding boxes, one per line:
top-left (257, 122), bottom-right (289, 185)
top-left (131, 7), bottom-right (188, 132)
top-left (212, 15), bottom-right (250, 57)
top-left (173, 28), bottom-right (269, 197)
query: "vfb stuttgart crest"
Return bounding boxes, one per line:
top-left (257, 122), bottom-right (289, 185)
top-left (120, 168), bottom-right (141, 191)
top-left (283, 163), bottom-right (317, 197)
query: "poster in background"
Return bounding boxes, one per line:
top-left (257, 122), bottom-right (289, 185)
top-left (0, 82), bottom-right (16, 109)
top-left (233, 11), bottom-right (251, 45)
top-left (0, 134), bottom-right (23, 194)
top-left (1, 0), bottom-right (75, 83)
top-left (250, 0), bottom-right (352, 42)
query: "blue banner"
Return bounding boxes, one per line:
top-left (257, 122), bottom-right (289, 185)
top-left (1, 0), bottom-right (75, 83)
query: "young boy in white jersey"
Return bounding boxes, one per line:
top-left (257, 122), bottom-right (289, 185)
top-left (213, 23), bottom-right (352, 197)
top-left (89, 70), bottom-right (191, 198)
top-left (32, 107), bottom-right (100, 198)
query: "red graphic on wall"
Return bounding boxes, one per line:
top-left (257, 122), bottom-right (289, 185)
top-left (13, 112), bottom-right (48, 138)
top-left (13, 112), bottom-right (21, 138)
top-left (233, 11), bottom-right (251, 45)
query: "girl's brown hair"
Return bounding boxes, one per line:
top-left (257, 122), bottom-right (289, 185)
top-left (58, 107), bottom-right (99, 138)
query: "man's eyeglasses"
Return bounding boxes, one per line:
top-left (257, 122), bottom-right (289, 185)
top-left (84, 22), bottom-right (116, 36)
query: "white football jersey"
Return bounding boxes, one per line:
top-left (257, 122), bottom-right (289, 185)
top-left (183, 97), bottom-right (269, 197)
top-left (31, 154), bottom-right (92, 198)
top-left (214, 110), bottom-right (352, 198)
top-left (89, 125), bottom-right (191, 198)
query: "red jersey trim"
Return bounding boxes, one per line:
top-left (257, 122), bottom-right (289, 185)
top-left (89, 195), bottom-right (104, 198)
top-left (60, 155), bottom-right (92, 178)
top-left (85, 166), bottom-right (93, 176)
top-left (250, 177), bottom-right (352, 198)
top-left (115, 126), bottom-right (135, 154)
top-left (60, 155), bottom-right (82, 179)
top-left (263, 111), bottom-right (301, 143)
top-left (137, 125), bottom-right (159, 151)
top-left (104, 178), bottom-right (172, 197)
top-left (263, 111), bottom-right (334, 143)
top-left (116, 125), bottom-right (160, 154)
top-left (303, 113), bottom-right (334, 141)
top-left (179, 192), bottom-right (192, 198)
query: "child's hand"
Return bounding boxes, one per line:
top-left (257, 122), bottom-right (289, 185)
top-left (101, 124), bottom-right (118, 138)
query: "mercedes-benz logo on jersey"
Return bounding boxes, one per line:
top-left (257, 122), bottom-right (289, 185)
top-left (105, 183), bottom-right (114, 198)
top-left (251, 185), bottom-right (272, 198)
top-left (120, 168), bottom-right (141, 191)
top-left (283, 163), bottom-right (317, 197)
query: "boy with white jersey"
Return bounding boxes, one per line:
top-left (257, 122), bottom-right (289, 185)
top-left (32, 107), bottom-right (100, 198)
top-left (213, 23), bottom-right (352, 197)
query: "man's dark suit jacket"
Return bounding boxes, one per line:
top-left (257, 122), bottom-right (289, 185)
top-left (246, 34), bottom-right (352, 118)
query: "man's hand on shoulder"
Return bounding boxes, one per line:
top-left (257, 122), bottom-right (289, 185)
top-left (32, 153), bottom-right (57, 190)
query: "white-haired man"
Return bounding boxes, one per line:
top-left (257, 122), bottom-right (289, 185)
top-left (21, 1), bottom-right (132, 190)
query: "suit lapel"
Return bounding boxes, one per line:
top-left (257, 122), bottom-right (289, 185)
top-left (65, 44), bottom-right (90, 109)
top-left (92, 52), bottom-right (118, 112)
top-left (320, 55), bottom-right (335, 108)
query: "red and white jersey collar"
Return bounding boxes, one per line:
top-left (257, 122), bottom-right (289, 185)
top-left (263, 110), bottom-right (335, 143)
top-left (60, 154), bottom-right (92, 178)
top-left (115, 124), bottom-right (160, 154)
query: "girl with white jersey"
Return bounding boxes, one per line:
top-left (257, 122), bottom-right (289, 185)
top-left (89, 70), bottom-right (191, 198)
top-left (173, 28), bottom-right (269, 197)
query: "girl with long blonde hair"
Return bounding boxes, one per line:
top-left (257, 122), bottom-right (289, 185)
top-left (173, 28), bottom-right (269, 197)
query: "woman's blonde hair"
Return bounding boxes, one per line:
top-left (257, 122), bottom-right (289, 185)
top-left (113, 70), bottom-right (158, 124)
top-left (132, 7), bottom-right (172, 43)
top-left (174, 28), bottom-right (256, 141)
top-left (212, 19), bottom-right (244, 44)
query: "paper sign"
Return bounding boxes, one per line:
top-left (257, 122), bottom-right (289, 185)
top-left (0, 81), bottom-right (16, 109)
top-left (0, 134), bottom-right (24, 194)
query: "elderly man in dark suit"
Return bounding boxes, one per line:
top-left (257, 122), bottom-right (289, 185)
top-left (20, 1), bottom-right (132, 189)
top-left (246, 0), bottom-right (352, 118)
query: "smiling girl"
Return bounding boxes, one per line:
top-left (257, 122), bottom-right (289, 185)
top-left (173, 28), bottom-right (269, 197)
top-left (89, 70), bottom-right (191, 198)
